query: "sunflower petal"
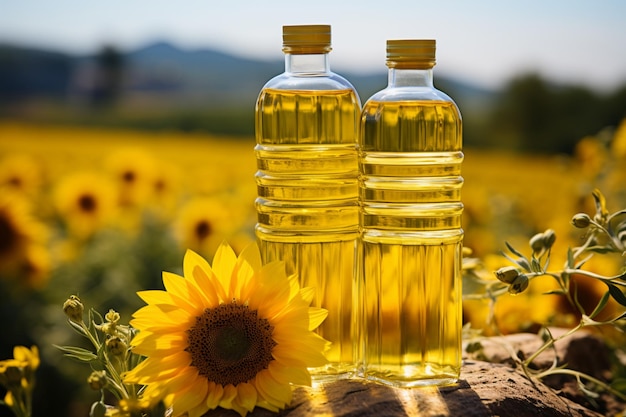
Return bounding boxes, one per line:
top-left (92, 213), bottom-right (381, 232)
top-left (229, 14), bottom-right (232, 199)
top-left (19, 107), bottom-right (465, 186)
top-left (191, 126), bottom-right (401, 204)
top-left (267, 361), bottom-right (311, 386)
top-left (235, 382), bottom-right (258, 413)
top-left (254, 370), bottom-right (292, 410)
top-left (218, 384), bottom-right (238, 409)
top-left (212, 242), bottom-right (238, 294)
top-left (162, 271), bottom-right (205, 314)
top-left (307, 307), bottom-right (328, 331)
top-left (131, 331), bottom-right (186, 356)
top-left (184, 249), bottom-right (222, 306)
top-left (238, 242), bottom-right (262, 272)
top-left (205, 382), bottom-right (224, 410)
top-left (171, 377), bottom-right (208, 417)
top-left (137, 290), bottom-right (173, 306)
top-left (124, 353), bottom-right (191, 384)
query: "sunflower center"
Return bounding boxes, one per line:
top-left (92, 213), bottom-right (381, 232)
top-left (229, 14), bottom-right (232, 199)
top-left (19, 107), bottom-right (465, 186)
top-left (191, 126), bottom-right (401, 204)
top-left (122, 170), bottom-right (136, 183)
top-left (0, 215), bottom-right (18, 255)
top-left (195, 220), bottom-right (212, 240)
top-left (8, 176), bottom-right (22, 187)
top-left (78, 194), bottom-right (97, 212)
top-left (186, 301), bottom-right (276, 386)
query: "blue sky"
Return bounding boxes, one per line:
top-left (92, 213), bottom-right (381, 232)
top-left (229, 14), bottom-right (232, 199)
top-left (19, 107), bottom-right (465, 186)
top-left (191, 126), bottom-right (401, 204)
top-left (1, 0), bottom-right (625, 91)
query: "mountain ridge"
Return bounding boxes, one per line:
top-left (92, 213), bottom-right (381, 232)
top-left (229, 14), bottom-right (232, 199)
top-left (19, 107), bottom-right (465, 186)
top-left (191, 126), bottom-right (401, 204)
top-left (0, 40), bottom-right (496, 111)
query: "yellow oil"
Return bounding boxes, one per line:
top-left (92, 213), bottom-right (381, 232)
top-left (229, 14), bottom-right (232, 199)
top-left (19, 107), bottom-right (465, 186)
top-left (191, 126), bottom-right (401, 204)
top-left (255, 88), bottom-right (361, 379)
top-left (358, 99), bottom-right (463, 387)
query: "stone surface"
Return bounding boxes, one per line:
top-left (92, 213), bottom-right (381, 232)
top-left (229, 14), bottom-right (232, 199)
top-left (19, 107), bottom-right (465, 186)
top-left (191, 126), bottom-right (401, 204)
top-left (201, 330), bottom-right (624, 417)
top-left (202, 360), bottom-right (603, 417)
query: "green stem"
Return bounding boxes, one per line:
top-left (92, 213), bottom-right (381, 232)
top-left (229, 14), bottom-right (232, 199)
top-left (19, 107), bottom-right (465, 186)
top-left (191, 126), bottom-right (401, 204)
top-left (563, 268), bottom-right (626, 285)
top-left (78, 321), bottom-right (130, 400)
top-left (523, 324), bottom-right (583, 367)
top-left (533, 368), bottom-right (626, 402)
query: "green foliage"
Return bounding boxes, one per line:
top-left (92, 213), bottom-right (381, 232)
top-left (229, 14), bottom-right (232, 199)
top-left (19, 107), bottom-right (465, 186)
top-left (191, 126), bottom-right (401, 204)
top-left (487, 73), bottom-right (626, 153)
top-left (463, 188), bottom-right (626, 407)
top-left (55, 297), bottom-right (165, 417)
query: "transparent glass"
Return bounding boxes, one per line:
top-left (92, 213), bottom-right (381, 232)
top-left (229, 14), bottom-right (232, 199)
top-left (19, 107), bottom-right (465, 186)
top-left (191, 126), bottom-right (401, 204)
top-left (255, 51), bottom-right (361, 380)
top-left (357, 66), bottom-right (464, 387)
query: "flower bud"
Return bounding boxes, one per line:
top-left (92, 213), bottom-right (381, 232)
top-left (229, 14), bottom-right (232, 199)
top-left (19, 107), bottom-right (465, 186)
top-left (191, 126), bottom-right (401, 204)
top-left (530, 229), bottom-right (556, 253)
top-left (543, 229), bottom-right (556, 248)
top-left (509, 274), bottom-right (530, 295)
top-left (104, 309), bottom-right (120, 325)
top-left (529, 233), bottom-right (545, 253)
top-left (90, 400), bottom-right (107, 417)
top-left (87, 370), bottom-right (107, 391)
top-left (0, 362), bottom-right (24, 389)
top-left (571, 213), bottom-right (591, 228)
top-left (106, 336), bottom-right (127, 356)
top-left (495, 266), bottom-right (520, 284)
top-left (63, 295), bottom-right (84, 323)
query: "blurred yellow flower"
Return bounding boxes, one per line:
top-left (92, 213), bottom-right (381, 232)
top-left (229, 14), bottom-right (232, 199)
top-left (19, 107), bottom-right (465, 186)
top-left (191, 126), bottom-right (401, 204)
top-left (0, 345), bottom-right (39, 417)
top-left (174, 196), bottom-right (244, 258)
top-left (0, 154), bottom-right (43, 199)
top-left (147, 160), bottom-right (182, 221)
top-left (53, 171), bottom-right (118, 239)
top-left (574, 135), bottom-right (608, 179)
top-left (104, 147), bottom-right (157, 208)
top-left (123, 243), bottom-right (329, 417)
top-left (0, 193), bottom-right (48, 276)
top-left (611, 118), bottom-right (626, 159)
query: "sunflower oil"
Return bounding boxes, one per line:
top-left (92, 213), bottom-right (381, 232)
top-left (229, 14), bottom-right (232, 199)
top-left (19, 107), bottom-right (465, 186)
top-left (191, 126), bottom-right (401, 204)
top-left (254, 25), bottom-right (361, 380)
top-left (357, 40), bottom-right (463, 387)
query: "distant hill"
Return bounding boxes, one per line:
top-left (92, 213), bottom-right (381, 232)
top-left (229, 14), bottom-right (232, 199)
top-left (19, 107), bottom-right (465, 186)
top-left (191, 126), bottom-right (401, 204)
top-left (0, 41), bottom-right (504, 137)
top-left (0, 41), bottom-right (495, 111)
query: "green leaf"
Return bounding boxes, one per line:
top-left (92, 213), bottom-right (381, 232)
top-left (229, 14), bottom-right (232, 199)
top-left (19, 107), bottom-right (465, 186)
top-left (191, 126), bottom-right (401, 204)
top-left (586, 245), bottom-right (614, 254)
top-left (505, 241), bottom-right (525, 258)
top-left (543, 289), bottom-right (567, 296)
top-left (54, 345), bottom-right (99, 362)
top-left (516, 258), bottom-right (532, 272)
top-left (67, 319), bottom-right (88, 337)
top-left (589, 291), bottom-right (610, 319)
top-left (606, 282), bottom-right (626, 307)
top-left (567, 247), bottom-right (575, 268)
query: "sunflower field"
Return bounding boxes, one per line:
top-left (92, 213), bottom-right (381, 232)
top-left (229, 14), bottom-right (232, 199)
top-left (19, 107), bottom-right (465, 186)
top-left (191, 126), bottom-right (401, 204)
top-left (1, 119), bottom-right (626, 416)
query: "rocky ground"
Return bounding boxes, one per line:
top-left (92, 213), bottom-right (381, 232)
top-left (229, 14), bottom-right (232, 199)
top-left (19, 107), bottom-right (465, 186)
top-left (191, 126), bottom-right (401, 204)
top-left (202, 330), bottom-right (625, 417)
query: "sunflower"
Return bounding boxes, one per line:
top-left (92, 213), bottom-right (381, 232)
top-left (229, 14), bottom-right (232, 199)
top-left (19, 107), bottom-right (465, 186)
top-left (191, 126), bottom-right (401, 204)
top-left (104, 147), bottom-right (156, 208)
top-left (53, 171), bottom-right (117, 239)
top-left (0, 345), bottom-right (39, 417)
top-left (0, 193), bottom-right (48, 273)
top-left (123, 242), bottom-right (329, 417)
top-left (0, 153), bottom-right (42, 198)
top-left (174, 196), bottom-right (246, 259)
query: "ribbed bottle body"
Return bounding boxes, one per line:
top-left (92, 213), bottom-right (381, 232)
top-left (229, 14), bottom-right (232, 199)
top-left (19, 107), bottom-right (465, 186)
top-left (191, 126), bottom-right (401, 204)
top-left (255, 87), bottom-right (361, 379)
top-left (358, 98), bottom-right (464, 387)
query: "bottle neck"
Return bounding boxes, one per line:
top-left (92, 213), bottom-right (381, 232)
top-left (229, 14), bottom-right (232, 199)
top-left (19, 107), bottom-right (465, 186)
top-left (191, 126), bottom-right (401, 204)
top-left (388, 67), bottom-right (434, 88)
top-left (285, 53), bottom-right (330, 74)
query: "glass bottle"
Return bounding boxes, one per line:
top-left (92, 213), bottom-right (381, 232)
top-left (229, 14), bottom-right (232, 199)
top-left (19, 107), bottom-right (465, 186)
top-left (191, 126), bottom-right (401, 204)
top-left (254, 25), bottom-right (361, 380)
top-left (357, 39), bottom-right (463, 387)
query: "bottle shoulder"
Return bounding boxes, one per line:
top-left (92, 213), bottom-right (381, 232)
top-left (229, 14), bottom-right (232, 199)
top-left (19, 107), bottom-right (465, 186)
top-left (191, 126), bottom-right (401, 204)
top-left (366, 85), bottom-right (455, 103)
top-left (364, 86), bottom-right (460, 114)
top-left (261, 71), bottom-right (359, 93)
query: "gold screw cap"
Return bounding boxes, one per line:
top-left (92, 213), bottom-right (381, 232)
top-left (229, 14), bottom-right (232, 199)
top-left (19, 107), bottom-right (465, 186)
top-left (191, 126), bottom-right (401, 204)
top-left (282, 25), bottom-right (332, 54)
top-left (386, 39), bottom-right (436, 69)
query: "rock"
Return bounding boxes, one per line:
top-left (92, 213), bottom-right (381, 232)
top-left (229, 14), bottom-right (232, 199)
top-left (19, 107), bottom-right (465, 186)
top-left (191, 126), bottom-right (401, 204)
top-left (202, 362), bottom-right (603, 417)
top-left (200, 330), bottom-right (623, 417)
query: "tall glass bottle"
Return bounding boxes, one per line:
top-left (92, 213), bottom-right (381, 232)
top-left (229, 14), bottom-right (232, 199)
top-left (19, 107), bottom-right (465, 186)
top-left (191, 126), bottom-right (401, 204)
top-left (357, 39), bottom-right (463, 387)
top-left (254, 25), bottom-right (361, 380)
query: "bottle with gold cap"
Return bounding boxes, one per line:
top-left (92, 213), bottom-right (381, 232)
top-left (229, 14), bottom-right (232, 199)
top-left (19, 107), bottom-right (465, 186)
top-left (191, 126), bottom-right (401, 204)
top-left (357, 39), bottom-right (463, 386)
top-left (254, 25), bottom-right (361, 380)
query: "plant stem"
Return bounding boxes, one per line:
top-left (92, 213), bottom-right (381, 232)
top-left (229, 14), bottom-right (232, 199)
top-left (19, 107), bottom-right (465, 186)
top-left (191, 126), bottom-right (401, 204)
top-left (523, 324), bottom-right (583, 367)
